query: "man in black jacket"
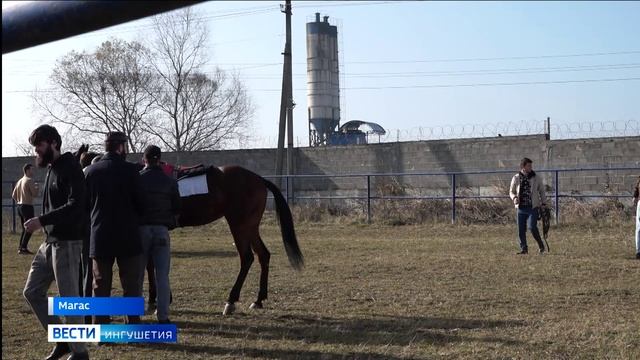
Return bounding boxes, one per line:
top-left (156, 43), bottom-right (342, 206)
top-left (23, 125), bottom-right (89, 360)
top-left (84, 132), bottom-right (145, 325)
top-left (138, 145), bottom-right (180, 323)
top-left (79, 163), bottom-right (93, 325)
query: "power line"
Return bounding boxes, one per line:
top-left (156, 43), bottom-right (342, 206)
top-left (278, 77), bottom-right (640, 91)
top-left (341, 63), bottom-right (640, 76)
top-left (67, 5), bottom-right (281, 40)
top-left (239, 63), bottom-right (640, 79)
top-left (1, 33), bottom-right (285, 64)
top-left (183, 50), bottom-right (640, 66)
top-left (327, 77), bottom-right (640, 90)
top-left (0, 4), bottom-right (281, 48)
top-left (341, 51), bottom-right (640, 65)
top-left (169, 50), bottom-right (640, 67)
top-left (7, 77), bottom-right (639, 94)
top-left (0, 1), bottom-right (401, 48)
top-left (4, 49), bottom-right (640, 67)
top-left (295, 1), bottom-right (409, 9)
top-left (8, 62), bottom-right (640, 77)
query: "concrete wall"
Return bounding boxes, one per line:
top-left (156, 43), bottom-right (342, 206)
top-left (3, 135), bottom-right (639, 204)
top-left (289, 134), bottom-right (640, 196)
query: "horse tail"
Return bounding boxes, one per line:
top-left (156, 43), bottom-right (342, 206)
top-left (262, 178), bottom-right (304, 270)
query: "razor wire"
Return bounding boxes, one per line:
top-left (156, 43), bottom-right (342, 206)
top-left (235, 119), bottom-right (639, 149)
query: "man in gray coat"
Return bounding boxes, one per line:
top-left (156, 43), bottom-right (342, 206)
top-left (509, 157), bottom-right (547, 255)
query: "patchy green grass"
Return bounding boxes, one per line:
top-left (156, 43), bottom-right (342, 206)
top-left (2, 221), bottom-right (639, 359)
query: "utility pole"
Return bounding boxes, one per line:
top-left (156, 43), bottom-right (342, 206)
top-left (275, 0), bottom-right (292, 187)
top-left (285, 0), bottom-right (295, 202)
top-left (545, 116), bottom-right (551, 140)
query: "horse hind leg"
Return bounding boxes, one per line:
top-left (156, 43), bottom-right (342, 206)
top-left (249, 235), bottom-right (270, 310)
top-left (223, 224), bottom-right (255, 316)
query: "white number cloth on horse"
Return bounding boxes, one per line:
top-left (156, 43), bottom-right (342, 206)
top-left (178, 174), bottom-right (209, 197)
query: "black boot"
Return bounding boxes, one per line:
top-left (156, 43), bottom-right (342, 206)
top-left (45, 342), bottom-right (70, 360)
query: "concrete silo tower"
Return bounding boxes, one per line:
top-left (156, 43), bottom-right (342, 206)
top-left (307, 13), bottom-right (340, 147)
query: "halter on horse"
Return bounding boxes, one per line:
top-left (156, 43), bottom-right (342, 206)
top-left (74, 144), bottom-right (304, 315)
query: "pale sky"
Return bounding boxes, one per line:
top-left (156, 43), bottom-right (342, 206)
top-left (2, 1), bottom-right (640, 156)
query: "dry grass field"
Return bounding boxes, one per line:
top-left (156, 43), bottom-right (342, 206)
top-left (2, 219), bottom-right (639, 359)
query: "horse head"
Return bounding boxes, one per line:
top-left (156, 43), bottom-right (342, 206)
top-left (73, 144), bottom-right (89, 162)
top-left (73, 144), bottom-right (101, 169)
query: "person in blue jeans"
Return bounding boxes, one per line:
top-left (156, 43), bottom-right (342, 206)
top-left (509, 158), bottom-right (547, 255)
top-left (138, 145), bottom-right (180, 324)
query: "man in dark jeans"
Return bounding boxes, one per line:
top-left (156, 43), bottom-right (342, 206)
top-left (509, 158), bottom-right (547, 255)
top-left (23, 125), bottom-right (89, 360)
top-left (146, 160), bottom-right (177, 313)
top-left (138, 145), bottom-right (180, 323)
top-left (85, 132), bottom-right (145, 325)
top-left (634, 176), bottom-right (639, 260)
top-left (12, 163), bottom-right (40, 254)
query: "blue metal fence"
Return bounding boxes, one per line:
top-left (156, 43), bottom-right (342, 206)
top-left (264, 166), bottom-right (638, 224)
top-left (4, 166), bottom-right (638, 232)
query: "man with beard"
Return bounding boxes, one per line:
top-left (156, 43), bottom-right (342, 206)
top-left (23, 125), bottom-right (89, 360)
top-left (509, 158), bottom-right (548, 255)
top-left (84, 132), bottom-right (145, 326)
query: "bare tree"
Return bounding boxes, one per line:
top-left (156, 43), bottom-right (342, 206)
top-left (14, 139), bottom-right (34, 157)
top-left (33, 38), bottom-right (158, 153)
top-left (145, 7), bottom-right (253, 151)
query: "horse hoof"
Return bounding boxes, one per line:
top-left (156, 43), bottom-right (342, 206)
top-left (249, 302), bottom-right (263, 310)
top-left (222, 302), bottom-right (235, 316)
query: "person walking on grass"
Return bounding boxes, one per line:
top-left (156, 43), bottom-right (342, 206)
top-left (509, 157), bottom-right (548, 255)
top-left (22, 125), bottom-right (89, 360)
top-left (12, 163), bottom-right (40, 255)
top-left (633, 176), bottom-right (639, 260)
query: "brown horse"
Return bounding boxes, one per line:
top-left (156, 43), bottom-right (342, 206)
top-left (74, 145), bottom-right (304, 315)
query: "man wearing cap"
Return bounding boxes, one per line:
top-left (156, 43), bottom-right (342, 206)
top-left (84, 132), bottom-right (145, 325)
top-left (138, 145), bottom-right (180, 323)
top-left (22, 125), bottom-right (89, 360)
